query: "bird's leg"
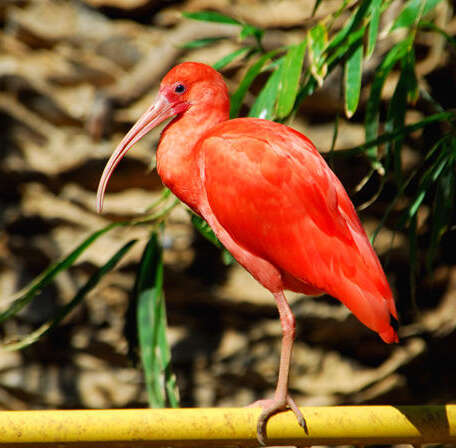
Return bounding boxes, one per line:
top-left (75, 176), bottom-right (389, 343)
top-left (251, 291), bottom-right (307, 445)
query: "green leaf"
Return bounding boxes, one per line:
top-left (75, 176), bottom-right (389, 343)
top-left (326, 26), bottom-right (366, 69)
top-left (182, 11), bottom-right (265, 50)
top-left (332, 0), bottom-right (352, 21)
top-left (370, 134), bottom-right (453, 243)
top-left (330, 113), bottom-right (340, 153)
top-left (229, 49), bottom-right (280, 118)
top-left (344, 40), bottom-right (363, 118)
top-left (239, 24), bottom-right (264, 44)
top-left (144, 188), bottom-right (172, 213)
top-left (180, 36), bottom-right (227, 49)
top-left (156, 287), bottom-right (179, 408)
top-left (391, 0), bottom-right (444, 31)
top-left (408, 214), bottom-right (418, 308)
top-left (308, 22), bottom-right (328, 86)
top-left (0, 222), bottom-right (123, 323)
top-left (406, 51), bottom-right (419, 104)
top-left (182, 11), bottom-right (241, 25)
top-left (136, 232), bottom-right (179, 408)
top-left (427, 150), bottom-right (456, 269)
top-left (326, 0), bottom-right (373, 52)
top-left (343, 111), bottom-right (456, 158)
top-left (213, 46), bottom-right (253, 71)
top-left (312, 0), bottom-right (324, 16)
top-left (364, 38), bottom-right (410, 162)
top-left (386, 49), bottom-right (418, 184)
top-left (326, 113), bottom-right (340, 171)
top-left (191, 214), bottom-right (222, 248)
top-left (222, 250), bottom-right (235, 266)
top-left (190, 214), bottom-right (233, 265)
top-left (249, 59), bottom-right (283, 120)
top-left (384, 53), bottom-right (413, 185)
top-left (3, 240), bottom-right (136, 351)
top-left (295, 74), bottom-right (317, 109)
top-left (366, 0), bottom-right (382, 58)
top-left (419, 21), bottom-right (456, 51)
top-left (276, 39), bottom-right (307, 119)
top-left (407, 150), bottom-right (449, 220)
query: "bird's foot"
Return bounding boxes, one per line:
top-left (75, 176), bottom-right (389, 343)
top-left (248, 395), bottom-right (307, 445)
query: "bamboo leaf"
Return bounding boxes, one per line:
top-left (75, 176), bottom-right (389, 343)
top-left (180, 36), bottom-right (227, 49)
top-left (366, 0), bottom-right (382, 58)
top-left (391, 0), bottom-right (421, 30)
top-left (384, 52), bottom-right (413, 185)
top-left (191, 214), bottom-right (222, 248)
top-left (419, 21), bottom-right (456, 51)
top-left (427, 148), bottom-right (456, 270)
top-left (222, 250), bottom-right (235, 266)
top-left (312, 0), bottom-right (324, 16)
top-left (391, 0), bottom-right (444, 31)
top-left (330, 113), bottom-right (340, 153)
top-left (326, 8), bottom-right (357, 52)
top-left (136, 232), bottom-right (178, 408)
top-left (406, 50), bottom-right (419, 104)
top-left (409, 214), bottom-right (418, 308)
top-left (213, 46), bottom-right (253, 71)
top-left (276, 39), bottom-right (307, 119)
top-left (343, 111), bottom-right (456, 158)
top-left (407, 150), bottom-right (449, 220)
top-left (190, 214), bottom-right (233, 265)
top-left (295, 23), bottom-right (365, 115)
top-left (344, 40), bottom-right (363, 118)
top-left (295, 73), bottom-right (317, 109)
top-left (156, 286), bottom-right (179, 408)
top-left (229, 49), bottom-right (280, 118)
top-left (182, 11), bottom-right (241, 25)
top-left (144, 188), bottom-right (172, 213)
top-left (137, 236), bottom-right (164, 408)
top-left (3, 240), bottom-right (136, 351)
top-left (239, 24), bottom-right (264, 44)
top-left (249, 59), bottom-right (283, 119)
top-left (364, 38), bottom-right (410, 162)
top-left (0, 222), bottom-right (123, 323)
top-left (326, 0), bottom-right (373, 52)
top-left (370, 135), bottom-right (452, 243)
top-left (326, 26), bottom-right (365, 69)
top-left (308, 23), bottom-right (328, 86)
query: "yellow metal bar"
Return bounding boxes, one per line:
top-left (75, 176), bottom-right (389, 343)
top-left (0, 406), bottom-right (454, 447)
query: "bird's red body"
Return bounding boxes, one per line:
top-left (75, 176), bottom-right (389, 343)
top-left (192, 118), bottom-right (397, 341)
top-left (97, 62), bottom-right (398, 443)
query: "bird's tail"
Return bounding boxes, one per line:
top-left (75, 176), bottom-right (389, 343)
top-left (379, 313), bottom-right (399, 343)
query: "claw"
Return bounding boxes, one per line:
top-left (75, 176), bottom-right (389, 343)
top-left (250, 395), bottom-right (307, 445)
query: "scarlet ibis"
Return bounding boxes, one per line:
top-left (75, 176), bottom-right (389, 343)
top-left (97, 62), bottom-right (398, 444)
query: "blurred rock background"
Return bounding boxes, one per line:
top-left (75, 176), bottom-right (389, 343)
top-left (0, 0), bottom-right (455, 434)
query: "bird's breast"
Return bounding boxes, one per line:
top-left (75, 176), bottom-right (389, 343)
top-left (156, 147), bottom-right (203, 213)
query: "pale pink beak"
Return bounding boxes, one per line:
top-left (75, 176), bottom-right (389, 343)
top-left (96, 94), bottom-right (175, 213)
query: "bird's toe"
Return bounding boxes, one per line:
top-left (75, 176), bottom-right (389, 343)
top-left (248, 396), bottom-right (307, 445)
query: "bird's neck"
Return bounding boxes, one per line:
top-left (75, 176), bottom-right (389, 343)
top-left (156, 101), bottom-right (229, 212)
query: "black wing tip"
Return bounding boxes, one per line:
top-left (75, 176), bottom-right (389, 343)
top-left (389, 313), bottom-right (400, 343)
top-left (390, 313), bottom-right (400, 332)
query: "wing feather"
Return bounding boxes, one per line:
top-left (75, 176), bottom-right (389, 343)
top-left (198, 118), bottom-right (397, 341)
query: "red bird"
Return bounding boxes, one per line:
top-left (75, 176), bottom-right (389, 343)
top-left (97, 62), bottom-right (399, 444)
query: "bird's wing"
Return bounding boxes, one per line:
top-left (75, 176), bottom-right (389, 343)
top-left (198, 118), bottom-right (398, 342)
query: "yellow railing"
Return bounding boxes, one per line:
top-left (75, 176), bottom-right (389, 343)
top-left (0, 406), bottom-right (454, 446)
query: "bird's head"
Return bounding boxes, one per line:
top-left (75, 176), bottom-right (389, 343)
top-left (160, 62), bottom-right (228, 111)
top-left (96, 62), bottom-right (228, 213)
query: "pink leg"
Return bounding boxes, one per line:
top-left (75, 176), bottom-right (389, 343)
top-left (251, 291), bottom-right (307, 445)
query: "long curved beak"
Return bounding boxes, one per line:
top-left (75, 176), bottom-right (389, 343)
top-left (96, 94), bottom-right (174, 213)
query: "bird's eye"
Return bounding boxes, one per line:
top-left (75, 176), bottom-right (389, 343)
top-left (175, 84), bottom-right (186, 94)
